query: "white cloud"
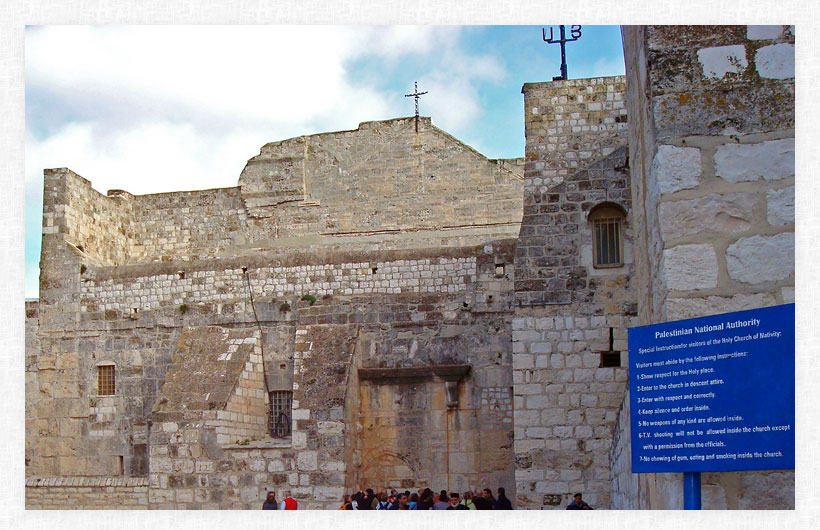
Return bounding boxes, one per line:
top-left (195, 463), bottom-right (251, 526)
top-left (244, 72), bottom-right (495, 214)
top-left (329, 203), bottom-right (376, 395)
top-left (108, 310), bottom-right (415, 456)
top-left (24, 25), bottom-right (511, 297)
top-left (366, 26), bottom-right (461, 59)
top-left (25, 25), bottom-right (505, 194)
top-left (357, 26), bottom-right (506, 136)
top-left (26, 26), bottom-right (387, 131)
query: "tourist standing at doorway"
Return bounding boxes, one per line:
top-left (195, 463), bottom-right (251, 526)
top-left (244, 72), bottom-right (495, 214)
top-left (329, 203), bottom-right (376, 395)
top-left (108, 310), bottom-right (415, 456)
top-left (483, 488), bottom-right (496, 508)
top-left (494, 487), bottom-right (512, 510)
top-left (473, 488), bottom-right (491, 509)
top-left (280, 490), bottom-right (298, 510)
top-left (433, 491), bottom-right (450, 510)
top-left (262, 491), bottom-right (278, 510)
top-left (418, 488), bottom-right (435, 510)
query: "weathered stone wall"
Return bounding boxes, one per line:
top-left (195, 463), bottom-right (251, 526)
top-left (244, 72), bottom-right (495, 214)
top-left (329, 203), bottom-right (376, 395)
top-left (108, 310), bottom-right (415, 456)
top-left (513, 76), bottom-right (634, 510)
top-left (515, 146), bottom-right (633, 308)
top-left (26, 321), bottom-right (178, 477)
top-left (294, 241), bottom-right (517, 503)
top-left (615, 24), bottom-right (795, 510)
top-left (512, 312), bottom-right (636, 510)
top-left (42, 169), bottom-right (135, 267)
top-left (25, 477), bottom-right (149, 509)
top-left (39, 117), bottom-right (523, 268)
top-left (131, 187), bottom-right (247, 263)
top-left (516, 76), bottom-right (631, 308)
top-left (146, 327), bottom-right (282, 509)
top-left (356, 380), bottom-right (513, 494)
top-left (29, 225), bottom-right (517, 509)
top-left (289, 324), bottom-right (357, 508)
top-left (239, 117), bottom-right (523, 242)
top-left (81, 254), bottom-right (478, 312)
top-left (522, 76), bottom-right (627, 184)
top-left (28, 114), bottom-right (524, 507)
top-left (25, 301), bottom-right (41, 464)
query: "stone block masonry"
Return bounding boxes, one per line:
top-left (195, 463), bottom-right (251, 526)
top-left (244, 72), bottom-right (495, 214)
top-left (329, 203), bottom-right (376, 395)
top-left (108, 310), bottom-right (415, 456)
top-left (522, 76), bottom-right (628, 186)
top-left (81, 255), bottom-right (477, 312)
top-left (30, 115), bottom-right (523, 494)
top-left (513, 75), bottom-right (635, 509)
top-left (512, 314), bottom-right (634, 509)
top-left (41, 117), bottom-right (523, 270)
top-left (26, 477), bottom-right (149, 509)
top-left (27, 27), bottom-right (795, 511)
top-left (617, 25), bottom-right (794, 510)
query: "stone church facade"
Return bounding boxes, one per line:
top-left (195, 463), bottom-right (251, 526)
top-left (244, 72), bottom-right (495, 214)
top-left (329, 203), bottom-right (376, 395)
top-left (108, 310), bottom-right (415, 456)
top-left (25, 25), bottom-right (795, 510)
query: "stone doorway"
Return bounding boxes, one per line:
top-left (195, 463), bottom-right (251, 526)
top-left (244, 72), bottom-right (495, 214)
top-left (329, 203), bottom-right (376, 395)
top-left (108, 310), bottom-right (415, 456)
top-left (355, 366), bottom-right (474, 493)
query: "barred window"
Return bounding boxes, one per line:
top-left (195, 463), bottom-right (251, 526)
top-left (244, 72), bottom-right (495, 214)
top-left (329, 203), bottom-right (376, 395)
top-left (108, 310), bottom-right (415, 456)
top-left (269, 391), bottom-right (292, 438)
top-left (590, 205), bottom-right (625, 268)
top-left (97, 364), bottom-right (116, 396)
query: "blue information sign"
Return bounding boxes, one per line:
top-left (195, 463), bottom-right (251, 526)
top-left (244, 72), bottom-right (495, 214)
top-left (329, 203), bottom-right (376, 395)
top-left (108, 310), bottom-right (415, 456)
top-left (629, 304), bottom-right (794, 473)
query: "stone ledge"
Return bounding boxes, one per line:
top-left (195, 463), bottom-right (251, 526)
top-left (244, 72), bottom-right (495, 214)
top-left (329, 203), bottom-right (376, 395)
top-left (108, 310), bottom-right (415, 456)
top-left (26, 476), bottom-right (150, 488)
top-left (86, 239), bottom-right (517, 282)
top-left (223, 438), bottom-right (292, 450)
top-left (358, 364), bottom-right (471, 383)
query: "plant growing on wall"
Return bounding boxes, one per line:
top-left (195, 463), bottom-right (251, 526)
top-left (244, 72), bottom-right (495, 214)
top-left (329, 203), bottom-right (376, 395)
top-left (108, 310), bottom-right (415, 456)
top-left (300, 294), bottom-right (316, 306)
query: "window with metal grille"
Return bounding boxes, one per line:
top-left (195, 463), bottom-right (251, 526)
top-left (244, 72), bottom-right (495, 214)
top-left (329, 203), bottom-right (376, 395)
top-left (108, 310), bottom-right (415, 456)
top-left (97, 364), bottom-right (116, 395)
top-left (590, 206), bottom-right (624, 268)
top-left (269, 391), bottom-right (292, 438)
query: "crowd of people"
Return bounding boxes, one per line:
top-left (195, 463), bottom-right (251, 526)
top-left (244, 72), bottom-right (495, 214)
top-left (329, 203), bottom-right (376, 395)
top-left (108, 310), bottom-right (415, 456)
top-left (263, 487), bottom-right (592, 510)
top-left (338, 486), bottom-right (513, 510)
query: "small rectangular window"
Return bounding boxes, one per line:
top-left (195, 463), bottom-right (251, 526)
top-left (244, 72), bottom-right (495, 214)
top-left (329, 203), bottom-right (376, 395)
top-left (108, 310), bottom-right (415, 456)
top-left (97, 365), bottom-right (116, 395)
top-left (593, 217), bottom-right (623, 268)
top-left (600, 352), bottom-right (621, 368)
top-left (269, 391), bottom-right (292, 438)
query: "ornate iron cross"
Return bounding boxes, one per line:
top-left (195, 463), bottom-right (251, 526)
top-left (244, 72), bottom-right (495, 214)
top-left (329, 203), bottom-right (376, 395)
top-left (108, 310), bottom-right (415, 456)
top-left (405, 81), bottom-right (428, 133)
top-left (542, 25), bottom-right (582, 81)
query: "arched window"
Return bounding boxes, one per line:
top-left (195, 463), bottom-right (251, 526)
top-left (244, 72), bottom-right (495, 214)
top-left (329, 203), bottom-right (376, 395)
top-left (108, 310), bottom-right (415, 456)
top-left (97, 362), bottom-right (116, 396)
top-left (589, 203), bottom-right (626, 268)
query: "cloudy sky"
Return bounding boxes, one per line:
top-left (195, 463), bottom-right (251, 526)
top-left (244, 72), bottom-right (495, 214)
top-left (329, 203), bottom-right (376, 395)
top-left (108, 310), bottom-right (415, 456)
top-left (25, 25), bottom-right (625, 298)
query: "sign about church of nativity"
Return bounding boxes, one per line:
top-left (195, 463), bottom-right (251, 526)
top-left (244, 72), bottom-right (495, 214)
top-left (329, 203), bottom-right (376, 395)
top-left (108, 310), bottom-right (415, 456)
top-left (628, 304), bottom-right (795, 473)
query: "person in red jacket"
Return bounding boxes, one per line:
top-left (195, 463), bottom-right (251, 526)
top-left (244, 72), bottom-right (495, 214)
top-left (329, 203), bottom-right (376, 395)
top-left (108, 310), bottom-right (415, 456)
top-left (280, 490), bottom-right (298, 510)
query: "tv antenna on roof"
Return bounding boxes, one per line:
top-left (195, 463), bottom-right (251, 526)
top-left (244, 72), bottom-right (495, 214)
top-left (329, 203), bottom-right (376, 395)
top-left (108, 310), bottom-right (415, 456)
top-left (543, 25), bottom-right (583, 81)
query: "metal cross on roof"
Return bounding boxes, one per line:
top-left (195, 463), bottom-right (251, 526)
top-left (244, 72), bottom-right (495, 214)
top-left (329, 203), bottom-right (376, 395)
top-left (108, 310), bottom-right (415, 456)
top-left (543, 25), bottom-right (582, 81)
top-left (404, 81), bottom-right (428, 133)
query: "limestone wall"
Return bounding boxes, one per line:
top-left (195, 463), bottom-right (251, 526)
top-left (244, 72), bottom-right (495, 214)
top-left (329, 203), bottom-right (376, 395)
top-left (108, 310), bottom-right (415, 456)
top-left (26, 323), bottom-right (178, 477)
top-left (25, 301), bottom-right (40, 447)
top-left (239, 117), bottom-right (523, 240)
top-left (522, 76), bottom-right (627, 184)
top-left (42, 168), bottom-right (135, 267)
top-left (39, 117), bottom-right (523, 268)
top-left (25, 477), bottom-right (149, 509)
top-left (512, 76), bottom-right (634, 510)
top-left (515, 146), bottom-right (633, 308)
top-left (28, 236), bottom-right (517, 509)
top-left (81, 254), bottom-right (478, 312)
top-left (130, 187), bottom-right (246, 263)
top-left (616, 24), bottom-right (795, 510)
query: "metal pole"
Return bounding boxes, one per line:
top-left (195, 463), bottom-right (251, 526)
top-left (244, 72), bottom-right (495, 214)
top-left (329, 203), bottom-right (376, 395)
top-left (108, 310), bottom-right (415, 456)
top-left (559, 25), bottom-right (568, 80)
top-left (683, 472), bottom-right (701, 510)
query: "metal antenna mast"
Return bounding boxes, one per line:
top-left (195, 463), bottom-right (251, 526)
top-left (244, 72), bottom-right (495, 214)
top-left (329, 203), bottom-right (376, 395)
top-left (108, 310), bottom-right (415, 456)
top-left (404, 81), bottom-right (428, 133)
top-left (542, 25), bottom-right (583, 81)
